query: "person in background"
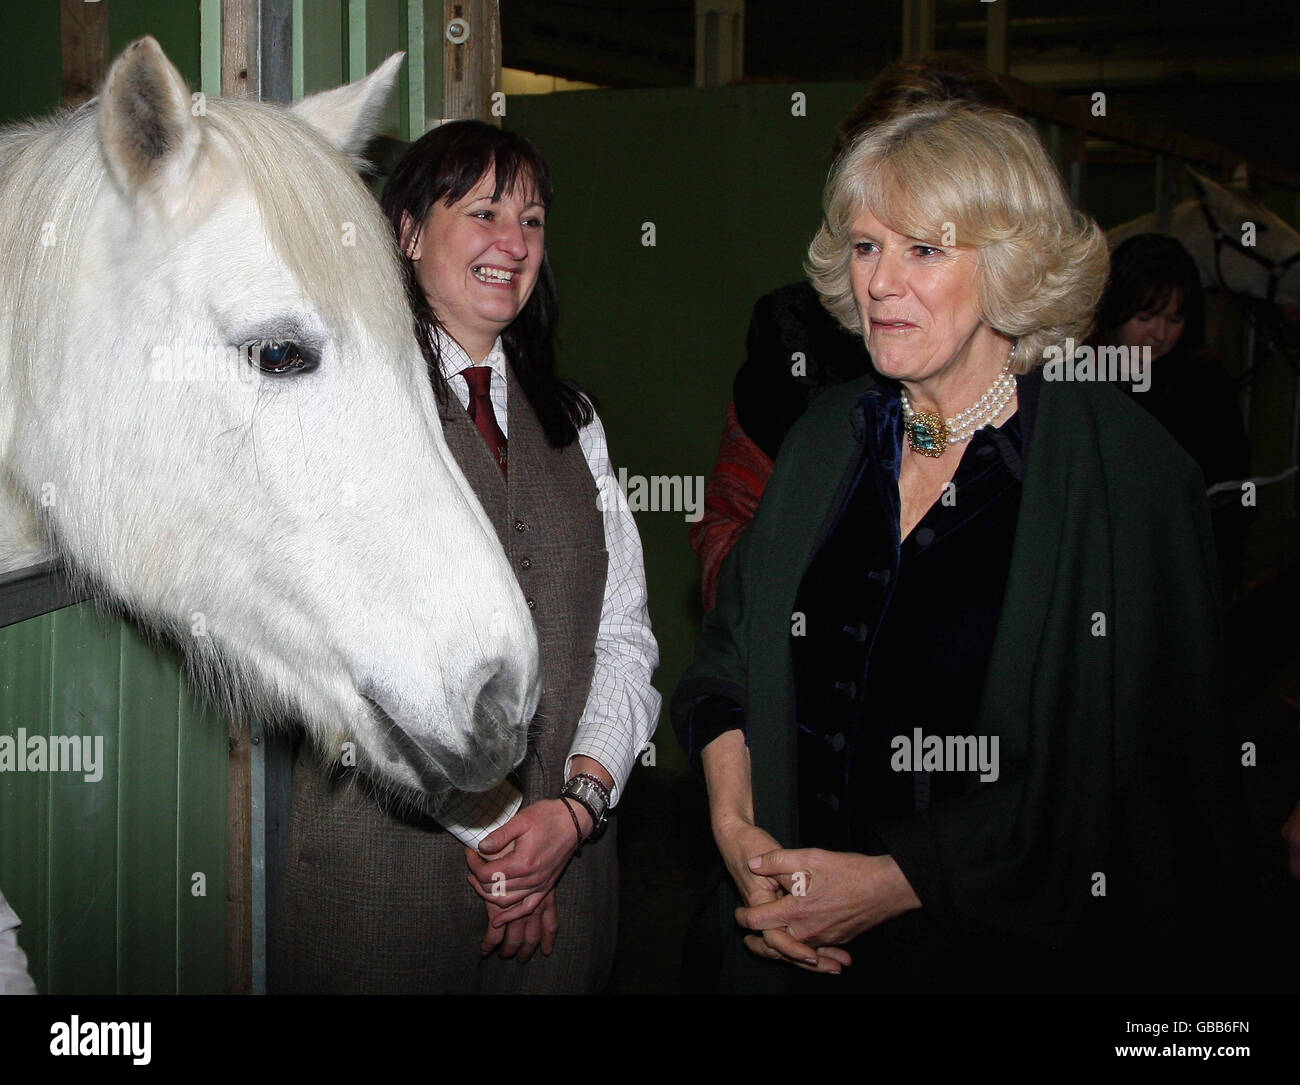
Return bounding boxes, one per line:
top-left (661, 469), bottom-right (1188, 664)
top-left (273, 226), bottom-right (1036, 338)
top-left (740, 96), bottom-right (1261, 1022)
top-left (690, 53), bottom-right (1014, 609)
top-left (1091, 233), bottom-right (1253, 598)
top-left (273, 121), bottom-right (660, 994)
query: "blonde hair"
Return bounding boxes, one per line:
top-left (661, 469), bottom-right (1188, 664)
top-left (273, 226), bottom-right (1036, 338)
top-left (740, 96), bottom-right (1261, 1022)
top-left (807, 102), bottom-right (1109, 371)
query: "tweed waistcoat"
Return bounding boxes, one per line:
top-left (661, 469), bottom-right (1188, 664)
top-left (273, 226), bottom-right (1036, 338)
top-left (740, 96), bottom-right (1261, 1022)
top-left (271, 364), bottom-right (612, 994)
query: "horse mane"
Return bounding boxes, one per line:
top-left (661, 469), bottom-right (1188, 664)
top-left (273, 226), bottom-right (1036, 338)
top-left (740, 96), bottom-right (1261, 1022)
top-left (0, 104), bottom-right (106, 394)
top-left (200, 97), bottom-right (414, 358)
top-left (0, 93), bottom-right (416, 390)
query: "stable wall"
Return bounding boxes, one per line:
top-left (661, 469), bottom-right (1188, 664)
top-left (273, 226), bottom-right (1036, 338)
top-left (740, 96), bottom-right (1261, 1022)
top-left (507, 83), bottom-right (866, 773)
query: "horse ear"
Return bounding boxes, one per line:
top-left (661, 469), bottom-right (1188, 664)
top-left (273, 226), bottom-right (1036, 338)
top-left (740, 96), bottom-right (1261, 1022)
top-left (290, 53), bottom-right (405, 160)
top-left (1184, 166), bottom-right (1221, 202)
top-left (98, 36), bottom-right (201, 205)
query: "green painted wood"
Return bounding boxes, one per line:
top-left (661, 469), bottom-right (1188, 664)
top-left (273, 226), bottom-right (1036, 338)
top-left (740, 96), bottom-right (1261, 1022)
top-left (45, 606), bottom-right (121, 994)
top-left (0, 612), bottom-right (53, 992)
top-left (109, 0), bottom-right (203, 91)
top-left (0, 602), bottom-right (226, 994)
top-left (176, 678), bottom-right (226, 994)
top-left (201, 0), bottom-right (222, 98)
top-left (0, 1), bottom-right (59, 126)
top-left (116, 623), bottom-right (179, 994)
top-left (301, 0), bottom-right (345, 96)
top-left (505, 83), bottom-right (868, 773)
top-left (364, 0), bottom-right (403, 139)
top-left (419, 0), bottom-right (443, 132)
top-left (347, 0), bottom-right (368, 83)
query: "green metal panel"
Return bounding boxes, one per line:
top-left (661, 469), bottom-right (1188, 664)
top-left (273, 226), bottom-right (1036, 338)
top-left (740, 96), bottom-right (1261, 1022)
top-left (109, 0), bottom-right (203, 90)
top-left (0, 610), bottom-right (52, 992)
top-left (45, 606), bottom-right (120, 993)
top-left (301, 0), bottom-right (346, 96)
top-left (0, 600), bottom-right (226, 994)
top-left (505, 83), bottom-right (868, 773)
top-left (0, 2), bottom-right (61, 126)
top-left (364, 0), bottom-right (404, 138)
top-left (201, 0), bottom-right (222, 97)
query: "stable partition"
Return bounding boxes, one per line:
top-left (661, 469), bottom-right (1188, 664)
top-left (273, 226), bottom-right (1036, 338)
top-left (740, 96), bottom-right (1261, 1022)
top-left (0, 569), bottom-right (227, 994)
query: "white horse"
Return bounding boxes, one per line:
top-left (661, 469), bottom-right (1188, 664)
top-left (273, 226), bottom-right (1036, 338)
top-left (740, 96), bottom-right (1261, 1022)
top-left (0, 37), bottom-right (539, 805)
top-left (1108, 166), bottom-right (1300, 315)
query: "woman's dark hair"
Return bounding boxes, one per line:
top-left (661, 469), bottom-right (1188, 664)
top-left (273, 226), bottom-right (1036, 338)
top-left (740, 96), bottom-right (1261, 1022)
top-left (380, 119), bottom-right (592, 448)
top-left (1094, 234), bottom-right (1205, 355)
top-left (833, 52), bottom-right (1015, 161)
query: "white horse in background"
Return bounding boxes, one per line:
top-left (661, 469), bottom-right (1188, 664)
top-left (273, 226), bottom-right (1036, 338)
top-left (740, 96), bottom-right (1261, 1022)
top-left (0, 37), bottom-right (539, 805)
top-left (1108, 166), bottom-right (1300, 318)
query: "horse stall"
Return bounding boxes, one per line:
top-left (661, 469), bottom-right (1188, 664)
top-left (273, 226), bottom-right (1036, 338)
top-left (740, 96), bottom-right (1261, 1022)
top-left (0, 0), bottom-right (496, 995)
top-left (0, 569), bottom-right (227, 994)
top-left (2, 2), bottom-right (1297, 999)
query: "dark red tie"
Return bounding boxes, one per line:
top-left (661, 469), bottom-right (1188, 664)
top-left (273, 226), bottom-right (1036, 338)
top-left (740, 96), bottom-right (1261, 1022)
top-left (460, 366), bottom-right (507, 475)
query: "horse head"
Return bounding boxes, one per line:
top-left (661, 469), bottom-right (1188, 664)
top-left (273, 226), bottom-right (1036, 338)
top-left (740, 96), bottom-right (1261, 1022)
top-left (1109, 166), bottom-right (1300, 317)
top-left (0, 37), bottom-right (539, 806)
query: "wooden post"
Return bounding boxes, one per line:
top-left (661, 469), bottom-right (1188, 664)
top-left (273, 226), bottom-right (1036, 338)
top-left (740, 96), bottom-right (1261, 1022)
top-left (901, 0), bottom-right (935, 58)
top-left (60, 0), bottom-right (109, 107)
top-left (442, 0), bottom-right (500, 123)
top-left (985, 0), bottom-right (1008, 76)
top-left (225, 724), bottom-right (253, 995)
top-left (222, 0), bottom-right (250, 97)
top-left (220, 0), bottom-right (254, 997)
top-left (694, 1), bottom-right (745, 88)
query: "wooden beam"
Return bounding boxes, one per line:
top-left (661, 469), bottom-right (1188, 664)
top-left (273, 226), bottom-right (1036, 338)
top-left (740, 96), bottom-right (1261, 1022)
top-left (1001, 72), bottom-right (1300, 192)
top-left (985, 0), bottom-right (1008, 76)
top-left (222, 0), bottom-right (250, 97)
top-left (225, 722), bottom-right (253, 995)
top-left (695, 1), bottom-right (745, 88)
top-left (60, 0), bottom-right (109, 107)
top-left (220, 0), bottom-right (254, 996)
top-left (900, 0), bottom-right (935, 59)
top-left (442, 0), bottom-right (500, 122)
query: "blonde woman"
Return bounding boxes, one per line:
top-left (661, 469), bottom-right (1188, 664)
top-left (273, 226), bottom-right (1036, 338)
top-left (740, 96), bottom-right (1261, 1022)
top-left (673, 103), bottom-right (1248, 994)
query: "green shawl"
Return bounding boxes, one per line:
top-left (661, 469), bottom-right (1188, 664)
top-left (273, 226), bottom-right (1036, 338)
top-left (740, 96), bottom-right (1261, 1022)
top-left (674, 372), bottom-right (1242, 992)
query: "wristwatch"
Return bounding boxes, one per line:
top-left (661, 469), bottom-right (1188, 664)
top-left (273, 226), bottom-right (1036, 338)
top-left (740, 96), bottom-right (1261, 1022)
top-left (560, 774), bottom-right (610, 842)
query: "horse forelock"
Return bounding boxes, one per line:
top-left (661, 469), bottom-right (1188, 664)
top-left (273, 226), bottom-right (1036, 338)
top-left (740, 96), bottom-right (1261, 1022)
top-left (200, 97), bottom-right (414, 360)
top-left (0, 96), bottom-right (416, 388)
top-left (0, 107), bottom-right (106, 391)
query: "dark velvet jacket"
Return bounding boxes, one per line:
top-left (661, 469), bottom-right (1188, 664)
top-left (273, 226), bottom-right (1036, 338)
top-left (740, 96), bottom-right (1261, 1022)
top-left (673, 369), bottom-right (1250, 993)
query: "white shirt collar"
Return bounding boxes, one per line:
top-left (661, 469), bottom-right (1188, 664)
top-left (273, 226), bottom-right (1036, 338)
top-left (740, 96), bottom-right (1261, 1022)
top-left (434, 326), bottom-right (507, 382)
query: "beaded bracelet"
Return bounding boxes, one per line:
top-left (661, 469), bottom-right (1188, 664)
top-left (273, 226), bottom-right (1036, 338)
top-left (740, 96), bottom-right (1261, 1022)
top-left (559, 796), bottom-right (584, 845)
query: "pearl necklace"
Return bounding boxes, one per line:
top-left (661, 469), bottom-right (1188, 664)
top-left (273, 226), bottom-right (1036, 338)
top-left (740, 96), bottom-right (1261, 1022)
top-left (899, 341), bottom-right (1018, 458)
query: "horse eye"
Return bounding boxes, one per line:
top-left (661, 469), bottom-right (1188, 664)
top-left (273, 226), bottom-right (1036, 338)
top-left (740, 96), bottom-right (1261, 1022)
top-left (244, 340), bottom-right (318, 375)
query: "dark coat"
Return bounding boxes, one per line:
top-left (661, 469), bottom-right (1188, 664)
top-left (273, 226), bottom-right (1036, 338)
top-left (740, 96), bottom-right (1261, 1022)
top-left (674, 370), bottom-right (1250, 993)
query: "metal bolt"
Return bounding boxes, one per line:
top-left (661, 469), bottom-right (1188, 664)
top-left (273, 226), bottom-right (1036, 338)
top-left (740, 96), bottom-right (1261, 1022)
top-left (446, 17), bottom-right (470, 45)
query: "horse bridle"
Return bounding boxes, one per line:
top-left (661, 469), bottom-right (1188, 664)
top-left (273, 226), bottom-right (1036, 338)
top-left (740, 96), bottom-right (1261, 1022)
top-left (1197, 195), bottom-right (1300, 306)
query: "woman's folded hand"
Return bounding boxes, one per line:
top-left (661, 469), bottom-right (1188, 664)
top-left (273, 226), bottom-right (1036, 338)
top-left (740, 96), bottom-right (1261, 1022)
top-left (713, 815), bottom-right (851, 973)
top-left (735, 848), bottom-right (922, 950)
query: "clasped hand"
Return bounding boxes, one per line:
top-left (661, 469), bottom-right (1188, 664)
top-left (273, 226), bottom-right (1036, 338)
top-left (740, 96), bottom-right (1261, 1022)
top-left (716, 816), bottom-right (921, 974)
top-left (466, 797), bottom-right (588, 960)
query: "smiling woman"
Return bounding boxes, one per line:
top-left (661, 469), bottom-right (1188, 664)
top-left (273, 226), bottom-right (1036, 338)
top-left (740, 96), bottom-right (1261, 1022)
top-left (400, 175), bottom-right (547, 360)
top-left (270, 120), bottom-right (661, 995)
